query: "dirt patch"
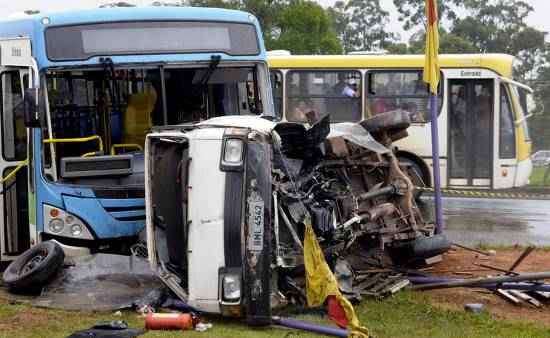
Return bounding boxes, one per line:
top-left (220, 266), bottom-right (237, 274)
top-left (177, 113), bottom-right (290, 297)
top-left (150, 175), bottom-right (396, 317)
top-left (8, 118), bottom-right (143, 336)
top-left (0, 299), bottom-right (61, 332)
top-left (420, 247), bottom-right (550, 325)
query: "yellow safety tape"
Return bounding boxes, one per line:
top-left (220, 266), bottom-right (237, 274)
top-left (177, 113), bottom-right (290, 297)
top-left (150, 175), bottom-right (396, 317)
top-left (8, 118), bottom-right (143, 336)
top-left (416, 186), bottom-right (549, 200)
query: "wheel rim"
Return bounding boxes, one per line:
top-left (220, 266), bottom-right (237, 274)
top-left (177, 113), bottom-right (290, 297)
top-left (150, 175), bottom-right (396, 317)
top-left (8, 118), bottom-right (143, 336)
top-left (21, 250), bottom-right (48, 275)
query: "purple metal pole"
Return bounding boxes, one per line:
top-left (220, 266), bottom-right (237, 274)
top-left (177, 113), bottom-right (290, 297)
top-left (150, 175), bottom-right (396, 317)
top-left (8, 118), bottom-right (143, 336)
top-left (409, 276), bottom-right (550, 292)
top-left (430, 94), bottom-right (444, 233)
top-left (272, 317), bottom-right (349, 337)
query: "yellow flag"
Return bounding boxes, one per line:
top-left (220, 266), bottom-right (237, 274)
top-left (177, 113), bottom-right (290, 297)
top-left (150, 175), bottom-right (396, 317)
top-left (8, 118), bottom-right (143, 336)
top-left (303, 220), bottom-right (369, 338)
top-left (423, 0), bottom-right (439, 94)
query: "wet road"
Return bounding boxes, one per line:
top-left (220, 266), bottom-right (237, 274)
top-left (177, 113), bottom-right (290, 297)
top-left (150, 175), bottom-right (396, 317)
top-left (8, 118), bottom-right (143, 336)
top-left (419, 197), bottom-right (550, 246)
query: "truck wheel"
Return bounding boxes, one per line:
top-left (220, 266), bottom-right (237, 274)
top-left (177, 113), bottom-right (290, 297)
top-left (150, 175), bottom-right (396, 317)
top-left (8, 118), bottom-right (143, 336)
top-left (2, 241), bottom-right (65, 292)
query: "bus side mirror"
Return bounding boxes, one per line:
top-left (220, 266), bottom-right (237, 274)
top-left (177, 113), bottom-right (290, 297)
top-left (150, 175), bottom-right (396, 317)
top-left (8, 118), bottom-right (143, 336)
top-left (23, 87), bottom-right (42, 128)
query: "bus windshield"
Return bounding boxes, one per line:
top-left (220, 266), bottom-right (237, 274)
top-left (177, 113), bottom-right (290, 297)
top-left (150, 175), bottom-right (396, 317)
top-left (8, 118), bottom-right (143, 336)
top-left (44, 64), bottom-right (265, 182)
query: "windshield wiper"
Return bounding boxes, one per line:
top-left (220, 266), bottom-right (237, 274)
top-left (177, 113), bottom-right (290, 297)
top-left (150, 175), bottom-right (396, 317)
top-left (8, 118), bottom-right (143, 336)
top-left (198, 55), bottom-right (221, 86)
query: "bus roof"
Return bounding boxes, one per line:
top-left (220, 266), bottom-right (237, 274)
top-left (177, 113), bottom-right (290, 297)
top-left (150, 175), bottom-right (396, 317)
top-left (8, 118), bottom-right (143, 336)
top-left (267, 54), bottom-right (515, 78)
top-left (0, 7), bottom-right (265, 69)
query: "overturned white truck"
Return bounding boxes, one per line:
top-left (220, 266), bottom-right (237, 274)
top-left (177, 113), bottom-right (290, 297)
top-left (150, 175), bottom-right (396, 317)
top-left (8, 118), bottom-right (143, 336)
top-left (145, 112), bottom-right (449, 325)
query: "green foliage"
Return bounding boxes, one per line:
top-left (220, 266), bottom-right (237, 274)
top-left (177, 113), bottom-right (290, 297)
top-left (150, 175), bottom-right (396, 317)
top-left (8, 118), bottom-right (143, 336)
top-left (406, 30), bottom-right (478, 54)
top-left (330, 0), bottom-right (395, 53)
top-left (449, 1), bottom-right (546, 80)
top-left (2, 292), bottom-right (550, 338)
top-left (392, 0), bottom-right (460, 30)
top-left (189, 0), bottom-right (341, 54)
top-left (328, 0), bottom-right (395, 53)
top-left (270, 1), bottom-right (342, 54)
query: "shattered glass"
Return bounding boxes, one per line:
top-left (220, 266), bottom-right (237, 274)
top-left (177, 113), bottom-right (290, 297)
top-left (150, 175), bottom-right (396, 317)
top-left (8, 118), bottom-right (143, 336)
top-left (32, 254), bottom-right (164, 311)
top-left (328, 123), bottom-right (389, 154)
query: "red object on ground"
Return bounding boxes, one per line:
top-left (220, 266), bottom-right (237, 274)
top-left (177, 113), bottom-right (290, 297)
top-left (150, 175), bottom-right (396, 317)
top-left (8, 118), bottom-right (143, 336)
top-left (327, 295), bottom-right (349, 328)
top-left (145, 312), bottom-right (193, 330)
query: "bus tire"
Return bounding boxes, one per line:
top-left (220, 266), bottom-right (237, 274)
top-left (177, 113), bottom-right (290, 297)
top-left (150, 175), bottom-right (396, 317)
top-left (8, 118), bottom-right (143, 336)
top-left (2, 241), bottom-right (65, 292)
top-left (398, 156), bottom-right (429, 199)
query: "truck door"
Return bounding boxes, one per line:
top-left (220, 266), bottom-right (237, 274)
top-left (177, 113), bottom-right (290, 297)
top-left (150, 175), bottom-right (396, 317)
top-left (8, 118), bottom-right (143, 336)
top-left (0, 38), bottom-right (35, 260)
top-left (448, 79), bottom-right (494, 187)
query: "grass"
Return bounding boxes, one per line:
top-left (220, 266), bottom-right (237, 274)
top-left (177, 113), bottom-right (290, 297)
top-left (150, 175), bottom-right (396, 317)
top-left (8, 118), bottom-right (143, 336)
top-left (1, 292), bottom-right (549, 338)
top-left (529, 167), bottom-right (550, 187)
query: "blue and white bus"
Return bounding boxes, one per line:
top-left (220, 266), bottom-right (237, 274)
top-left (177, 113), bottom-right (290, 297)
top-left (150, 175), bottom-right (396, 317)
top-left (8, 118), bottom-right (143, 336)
top-left (0, 6), bottom-right (272, 260)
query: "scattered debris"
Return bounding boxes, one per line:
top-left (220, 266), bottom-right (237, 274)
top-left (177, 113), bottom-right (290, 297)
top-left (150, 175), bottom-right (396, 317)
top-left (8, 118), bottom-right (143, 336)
top-left (410, 247), bottom-right (550, 309)
top-left (2, 241), bottom-right (65, 292)
top-left (66, 320), bottom-right (145, 338)
top-left (195, 322), bottom-right (213, 332)
top-left (464, 303), bottom-right (484, 313)
top-left (451, 243), bottom-right (495, 256)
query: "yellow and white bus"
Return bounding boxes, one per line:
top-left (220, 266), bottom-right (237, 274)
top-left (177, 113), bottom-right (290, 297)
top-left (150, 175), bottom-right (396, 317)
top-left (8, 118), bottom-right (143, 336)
top-left (268, 53), bottom-right (533, 190)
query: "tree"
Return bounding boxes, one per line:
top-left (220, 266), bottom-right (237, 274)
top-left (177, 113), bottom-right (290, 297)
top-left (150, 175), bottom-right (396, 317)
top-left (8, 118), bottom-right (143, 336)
top-left (327, 1), bottom-right (351, 51)
top-left (329, 0), bottom-right (395, 53)
top-left (450, 1), bottom-right (546, 80)
top-left (407, 30), bottom-right (478, 54)
top-left (392, 0), bottom-right (459, 31)
top-left (270, 1), bottom-right (342, 54)
top-left (238, 0), bottom-right (287, 47)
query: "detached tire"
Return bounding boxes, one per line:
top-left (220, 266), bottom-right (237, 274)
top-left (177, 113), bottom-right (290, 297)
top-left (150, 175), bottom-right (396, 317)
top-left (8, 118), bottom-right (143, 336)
top-left (2, 241), bottom-right (65, 292)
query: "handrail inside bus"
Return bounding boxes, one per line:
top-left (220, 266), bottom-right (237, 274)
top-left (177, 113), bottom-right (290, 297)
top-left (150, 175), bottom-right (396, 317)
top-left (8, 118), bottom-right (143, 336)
top-left (42, 135), bottom-right (104, 157)
top-left (499, 76), bottom-right (534, 93)
top-left (0, 159), bottom-right (28, 184)
top-left (515, 113), bottom-right (534, 126)
top-left (110, 143), bottom-right (143, 155)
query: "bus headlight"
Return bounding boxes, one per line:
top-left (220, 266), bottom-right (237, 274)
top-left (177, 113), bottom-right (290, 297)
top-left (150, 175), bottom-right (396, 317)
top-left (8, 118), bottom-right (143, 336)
top-left (48, 218), bottom-right (64, 233)
top-left (43, 205), bottom-right (93, 240)
top-left (70, 224), bottom-right (83, 237)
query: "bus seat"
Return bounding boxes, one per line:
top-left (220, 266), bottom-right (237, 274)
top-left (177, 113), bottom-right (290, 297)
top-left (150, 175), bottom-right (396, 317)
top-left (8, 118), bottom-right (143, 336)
top-left (122, 91), bottom-right (157, 147)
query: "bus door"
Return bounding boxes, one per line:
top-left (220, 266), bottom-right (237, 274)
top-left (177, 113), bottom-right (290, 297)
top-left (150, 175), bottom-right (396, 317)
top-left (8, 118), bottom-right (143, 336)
top-left (448, 79), bottom-right (494, 187)
top-left (0, 38), bottom-right (34, 260)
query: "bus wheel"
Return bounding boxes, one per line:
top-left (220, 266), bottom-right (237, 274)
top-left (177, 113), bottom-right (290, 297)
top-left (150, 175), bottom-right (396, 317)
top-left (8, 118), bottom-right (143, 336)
top-left (2, 241), bottom-right (65, 293)
top-left (399, 157), bottom-right (428, 199)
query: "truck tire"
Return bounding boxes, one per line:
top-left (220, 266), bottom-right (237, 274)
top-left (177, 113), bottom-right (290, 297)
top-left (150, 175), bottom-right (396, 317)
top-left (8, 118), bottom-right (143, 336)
top-left (360, 110), bottom-right (411, 134)
top-left (2, 241), bottom-right (65, 292)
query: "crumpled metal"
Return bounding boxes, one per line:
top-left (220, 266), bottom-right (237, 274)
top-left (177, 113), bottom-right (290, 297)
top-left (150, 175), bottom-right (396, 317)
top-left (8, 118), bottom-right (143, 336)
top-left (329, 122), bottom-right (390, 154)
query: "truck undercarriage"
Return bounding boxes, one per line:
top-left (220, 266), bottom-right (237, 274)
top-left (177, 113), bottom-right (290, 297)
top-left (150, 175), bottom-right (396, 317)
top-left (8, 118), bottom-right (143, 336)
top-left (146, 111), bottom-right (450, 321)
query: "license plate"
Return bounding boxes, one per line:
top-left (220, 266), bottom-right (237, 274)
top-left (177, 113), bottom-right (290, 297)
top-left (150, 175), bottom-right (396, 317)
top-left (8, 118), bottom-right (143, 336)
top-left (247, 199), bottom-right (264, 251)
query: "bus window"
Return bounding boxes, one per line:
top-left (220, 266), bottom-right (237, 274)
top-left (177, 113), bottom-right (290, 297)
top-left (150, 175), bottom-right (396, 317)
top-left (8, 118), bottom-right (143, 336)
top-left (270, 70), bottom-right (283, 118)
top-left (513, 86), bottom-right (531, 142)
top-left (1, 71), bottom-right (27, 161)
top-left (367, 70), bottom-right (442, 122)
top-left (499, 84), bottom-right (516, 159)
top-left (285, 71), bottom-right (361, 123)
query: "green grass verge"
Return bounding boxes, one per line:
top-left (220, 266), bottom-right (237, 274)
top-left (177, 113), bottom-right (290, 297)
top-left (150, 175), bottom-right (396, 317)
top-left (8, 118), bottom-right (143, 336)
top-left (529, 167), bottom-right (550, 187)
top-left (1, 292), bottom-right (549, 338)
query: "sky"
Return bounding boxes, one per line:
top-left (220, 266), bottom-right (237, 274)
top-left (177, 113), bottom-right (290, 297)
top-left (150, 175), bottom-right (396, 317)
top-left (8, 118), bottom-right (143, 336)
top-left (1, 0), bottom-right (550, 43)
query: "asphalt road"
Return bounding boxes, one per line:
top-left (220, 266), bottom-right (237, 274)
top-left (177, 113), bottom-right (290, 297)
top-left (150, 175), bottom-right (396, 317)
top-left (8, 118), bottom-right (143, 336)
top-left (419, 196), bottom-right (550, 246)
